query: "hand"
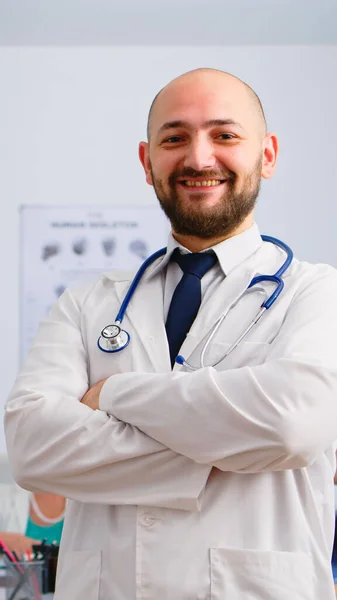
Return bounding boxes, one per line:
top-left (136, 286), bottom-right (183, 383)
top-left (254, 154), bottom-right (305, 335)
top-left (80, 378), bottom-right (108, 410)
top-left (0, 532), bottom-right (41, 555)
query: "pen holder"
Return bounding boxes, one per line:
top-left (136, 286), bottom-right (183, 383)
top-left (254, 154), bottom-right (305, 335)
top-left (32, 543), bottom-right (59, 594)
top-left (4, 560), bottom-right (44, 600)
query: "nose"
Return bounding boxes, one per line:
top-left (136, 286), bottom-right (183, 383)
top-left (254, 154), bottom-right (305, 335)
top-left (183, 135), bottom-right (216, 171)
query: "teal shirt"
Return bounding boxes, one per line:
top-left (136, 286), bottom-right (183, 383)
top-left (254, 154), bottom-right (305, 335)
top-left (25, 517), bottom-right (64, 545)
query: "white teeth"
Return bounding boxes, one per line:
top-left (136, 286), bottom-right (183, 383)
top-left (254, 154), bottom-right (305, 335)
top-left (184, 179), bottom-right (221, 187)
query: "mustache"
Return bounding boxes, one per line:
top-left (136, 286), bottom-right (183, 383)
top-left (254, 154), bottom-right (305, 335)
top-left (169, 167), bottom-right (235, 183)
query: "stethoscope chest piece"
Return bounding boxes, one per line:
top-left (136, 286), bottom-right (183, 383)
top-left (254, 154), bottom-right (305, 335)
top-left (97, 323), bottom-right (130, 353)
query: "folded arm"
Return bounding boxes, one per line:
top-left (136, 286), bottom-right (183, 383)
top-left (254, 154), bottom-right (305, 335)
top-left (5, 287), bottom-right (210, 510)
top-left (100, 268), bottom-right (337, 473)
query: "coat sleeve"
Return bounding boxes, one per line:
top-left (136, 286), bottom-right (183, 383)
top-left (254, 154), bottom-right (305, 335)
top-left (100, 266), bottom-right (337, 473)
top-left (4, 288), bottom-right (210, 510)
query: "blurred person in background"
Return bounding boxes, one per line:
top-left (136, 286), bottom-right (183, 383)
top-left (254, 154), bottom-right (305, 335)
top-left (0, 485), bottom-right (65, 555)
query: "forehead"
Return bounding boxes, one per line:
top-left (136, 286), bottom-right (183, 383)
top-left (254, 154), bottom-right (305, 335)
top-left (151, 76), bottom-right (256, 134)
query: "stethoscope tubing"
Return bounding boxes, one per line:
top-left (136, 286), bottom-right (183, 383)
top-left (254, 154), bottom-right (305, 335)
top-left (115, 247), bottom-right (166, 324)
top-left (177, 235), bottom-right (293, 369)
top-left (98, 235), bottom-right (293, 365)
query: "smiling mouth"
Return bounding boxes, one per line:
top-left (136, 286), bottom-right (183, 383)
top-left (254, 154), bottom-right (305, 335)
top-left (180, 179), bottom-right (225, 188)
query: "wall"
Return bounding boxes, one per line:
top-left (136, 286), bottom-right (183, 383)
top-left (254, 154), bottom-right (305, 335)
top-left (0, 45), bottom-right (337, 454)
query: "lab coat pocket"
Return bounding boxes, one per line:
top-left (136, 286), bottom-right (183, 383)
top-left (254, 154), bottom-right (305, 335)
top-left (55, 550), bottom-right (101, 600)
top-left (210, 548), bottom-right (313, 600)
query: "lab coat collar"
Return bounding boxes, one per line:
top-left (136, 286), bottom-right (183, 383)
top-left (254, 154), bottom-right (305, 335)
top-left (144, 222), bottom-right (263, 281)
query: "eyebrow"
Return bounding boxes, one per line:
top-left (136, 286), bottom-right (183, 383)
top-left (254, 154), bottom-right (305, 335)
top-left (158, 119), bottom-right (243, 134)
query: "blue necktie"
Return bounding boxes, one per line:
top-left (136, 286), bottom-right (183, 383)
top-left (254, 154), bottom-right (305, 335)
top-left (166, 249), bottom-right (217, 367)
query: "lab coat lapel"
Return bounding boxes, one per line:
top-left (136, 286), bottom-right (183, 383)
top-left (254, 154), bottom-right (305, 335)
top-left (114, 268), bottom-right (171, 372)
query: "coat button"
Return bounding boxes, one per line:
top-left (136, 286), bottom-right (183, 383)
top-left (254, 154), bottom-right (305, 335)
top-left (140, 514), bottom-right (157, 527)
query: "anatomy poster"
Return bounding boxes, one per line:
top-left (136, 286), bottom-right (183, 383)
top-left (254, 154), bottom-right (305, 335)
top-left (20, 204), bottom-right (168, 361)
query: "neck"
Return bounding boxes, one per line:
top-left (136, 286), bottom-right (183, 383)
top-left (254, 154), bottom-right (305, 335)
top-left (172, 215), bottom-right (254, 252)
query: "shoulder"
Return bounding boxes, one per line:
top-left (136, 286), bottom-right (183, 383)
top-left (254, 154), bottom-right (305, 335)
top-left (287, 258), bottom-right (337, 290)
top-left (258, 240), bottom-right (337, 294)
top-left (58, 253), bottom-right (167, 308)
top-left (56, 269), bottom-right (136, 307)
top-left (280, 258), bottom-right (337, 316)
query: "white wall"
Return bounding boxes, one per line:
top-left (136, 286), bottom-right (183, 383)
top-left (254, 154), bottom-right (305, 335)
top-left (0, 45), bottom-right (337, 454)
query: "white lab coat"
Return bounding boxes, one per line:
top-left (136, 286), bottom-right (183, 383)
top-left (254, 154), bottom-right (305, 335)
top-left (5, 237), bottom-right (337, 600)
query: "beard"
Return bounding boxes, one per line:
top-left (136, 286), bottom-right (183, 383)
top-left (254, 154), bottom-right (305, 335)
top-left (151, 156), bottom-right (262, 239)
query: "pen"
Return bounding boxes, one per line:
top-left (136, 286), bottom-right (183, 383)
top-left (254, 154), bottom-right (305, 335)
top-left (26, 549), bottom-right (32, 561)
top-left (0, 539), bottom-right (24, 573)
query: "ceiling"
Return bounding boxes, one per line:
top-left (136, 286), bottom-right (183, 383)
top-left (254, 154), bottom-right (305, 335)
top-left (0, 0), bottom-right (336, 46)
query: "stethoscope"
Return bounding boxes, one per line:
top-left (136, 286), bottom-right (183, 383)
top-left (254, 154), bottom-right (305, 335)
top-left (97, 235), bottom-right (293, 370)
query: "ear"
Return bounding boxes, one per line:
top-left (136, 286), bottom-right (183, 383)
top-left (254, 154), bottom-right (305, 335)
top-left (139, 142), bottom-right (153, 186)
top-left (261, 133), bottom-right (279, 179)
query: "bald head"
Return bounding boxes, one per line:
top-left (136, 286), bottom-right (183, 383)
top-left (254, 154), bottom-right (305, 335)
top-left (147, 68), bottom-right (267, 141)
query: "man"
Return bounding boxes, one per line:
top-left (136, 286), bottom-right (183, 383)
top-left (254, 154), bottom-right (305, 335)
top-left (5, 68), bottom-right (337, 599)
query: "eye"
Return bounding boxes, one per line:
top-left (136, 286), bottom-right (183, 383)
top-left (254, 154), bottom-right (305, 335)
top-left (163, 136), bottom-right (183, 143)
top-left (217, 133), bottom-right (235, 140)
